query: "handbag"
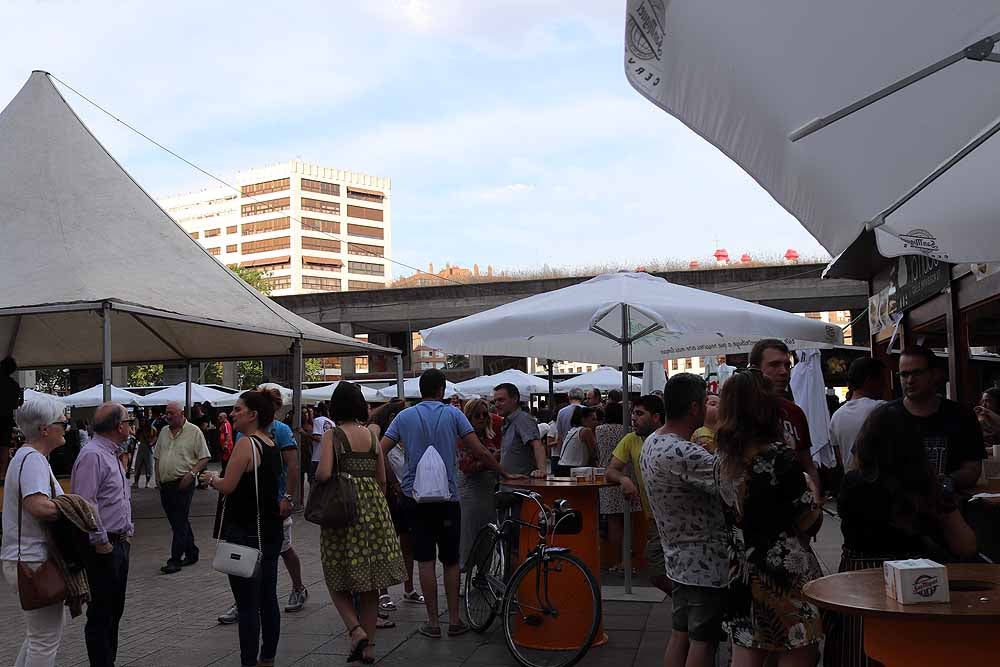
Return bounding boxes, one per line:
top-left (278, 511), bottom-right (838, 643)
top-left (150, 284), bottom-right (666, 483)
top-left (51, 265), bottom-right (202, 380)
top-left (212, 436), bottom-right (263, 579)
top-left (304, 427), bottom-right (359, 529)
top-left (17, 452), bottom-right (67, 611)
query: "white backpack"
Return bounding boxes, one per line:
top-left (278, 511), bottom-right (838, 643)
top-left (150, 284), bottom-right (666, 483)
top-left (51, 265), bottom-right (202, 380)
top-left (412, 407), bottom-right (451, 503)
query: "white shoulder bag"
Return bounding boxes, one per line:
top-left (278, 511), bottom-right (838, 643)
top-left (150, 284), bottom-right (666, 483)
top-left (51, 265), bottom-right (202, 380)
top-left (212, 436), bottom-right (263, 579)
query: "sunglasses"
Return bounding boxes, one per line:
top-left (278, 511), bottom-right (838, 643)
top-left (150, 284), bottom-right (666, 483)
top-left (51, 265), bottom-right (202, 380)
top-left (48, 421), bottom-right (69, 430)
top-left (473, 412), bottom-right (489, 420)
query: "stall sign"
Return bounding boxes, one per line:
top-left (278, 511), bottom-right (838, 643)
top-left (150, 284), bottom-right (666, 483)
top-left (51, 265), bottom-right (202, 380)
top-left (890, 256), bottom-right (949, 314)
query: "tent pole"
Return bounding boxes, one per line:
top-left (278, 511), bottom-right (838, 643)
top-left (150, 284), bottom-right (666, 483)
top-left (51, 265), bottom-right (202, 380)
top-left (185, 362), bottom-right (193, 419)
top-left (291, 339), bottom-right (304, 504)
top-left (395, 355), bottom-right (405, 400)
top-left (621, 303), bottom-right (633, 595)
top-left (101, 303), bottom-right (112, 403)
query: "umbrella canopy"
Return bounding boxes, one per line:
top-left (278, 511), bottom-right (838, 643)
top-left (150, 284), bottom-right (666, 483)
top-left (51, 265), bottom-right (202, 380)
top-left (624, 1), bottom-right (1000, 263)
top-left (380, 377), bottom-right (466, 401)
top-left (555, 367), bottom-right (642, 393)
top-left (24, 388), bottom-right (64, 404)
top-left (0, 72), bottom-right (397, 367)
top-left (641, 361), bottom-right (668, 395)
top-left (421, 272), bottom-right (841, 366)
top-left (301, 382), bottom-right (385, 404)
top-left (61, 384), bottom-right (143, 408)
top-left (455, 369), bottom-right (551, 399)
top-left (136, 382), bottom-right (236, 407)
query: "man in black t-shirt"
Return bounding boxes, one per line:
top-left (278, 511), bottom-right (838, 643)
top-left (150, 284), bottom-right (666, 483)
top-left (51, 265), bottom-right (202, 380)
top-left (890, 346), bottom-right (984, 491)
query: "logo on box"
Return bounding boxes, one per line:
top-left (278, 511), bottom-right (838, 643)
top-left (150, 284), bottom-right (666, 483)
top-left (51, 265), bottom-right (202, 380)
top-left (913, 574), bottom-right (939, 598)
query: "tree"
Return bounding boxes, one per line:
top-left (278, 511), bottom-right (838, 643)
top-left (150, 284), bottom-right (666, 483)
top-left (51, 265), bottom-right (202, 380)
top-left (128, 364), bottom-right (163, 387)
top-left (229, 264), bottom-right (269, 388)
top-left (34, 368), bottom-right (70, 395)
top-left (446, 354), bottom-right (469, 369)
top-left (305, 358), bottom-right (323, 382)
top-left (229, 264), bottom-right (271, 295)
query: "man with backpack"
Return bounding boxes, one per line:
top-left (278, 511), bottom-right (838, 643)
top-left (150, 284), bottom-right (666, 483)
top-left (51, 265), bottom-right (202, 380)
top-left (380, 369), bottom-right (523, 639)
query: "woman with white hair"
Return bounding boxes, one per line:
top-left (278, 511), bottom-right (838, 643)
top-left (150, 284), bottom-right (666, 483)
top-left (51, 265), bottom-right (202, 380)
top-left (1, 394), bottom-right (69, 666)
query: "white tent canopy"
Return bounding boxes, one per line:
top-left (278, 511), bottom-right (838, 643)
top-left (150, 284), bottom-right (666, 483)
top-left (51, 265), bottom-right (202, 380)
top-left (455, 369), bottom-right (551, 399)
top-left (624, 2), bottom-right (1000, 263)
top-left (0, 71), bottom-right (397, 367)
top-left (380, 377), bottom-right (466, 401)
top-left (136, 382), bottom-right (236, 407)
top-left (555, 367), bottom-right (642, 393)
top-left (301, 382), bottom-right (385, 404)
top-left (641, 361), bottom-right (668, 396)
top-left (61, 384), bottom-right (144, 408)
top-left (24, 388), bottom-right (64, 404)
top-left (421, 272), bottom-right (841, 366)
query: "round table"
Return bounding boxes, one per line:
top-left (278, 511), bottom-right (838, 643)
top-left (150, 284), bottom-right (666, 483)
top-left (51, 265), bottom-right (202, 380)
top-left (803, 564), bottom-right (1000, 666)
top-left (501, 477), bottom-right (614, 649)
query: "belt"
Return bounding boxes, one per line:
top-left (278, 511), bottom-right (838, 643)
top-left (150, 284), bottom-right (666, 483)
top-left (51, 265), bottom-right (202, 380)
top-left (107, 532), bottom-right (131, 545)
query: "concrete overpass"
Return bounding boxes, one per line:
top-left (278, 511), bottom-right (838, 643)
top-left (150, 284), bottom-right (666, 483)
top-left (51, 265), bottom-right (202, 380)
top-left (274, 263), bottom-right (868, 377)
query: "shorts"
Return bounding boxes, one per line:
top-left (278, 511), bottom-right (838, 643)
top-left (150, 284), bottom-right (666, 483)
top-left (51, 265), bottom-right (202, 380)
top-left (388, 490), bottom-right (410, 535)
top-left (403, 496), bottom-right (461, 565)
top-left (671, 582), bottom-right (726, 643)
top-left (280, 517), bottom-right (293, 554)
top-left (644, 518), bottom-right (665, 580)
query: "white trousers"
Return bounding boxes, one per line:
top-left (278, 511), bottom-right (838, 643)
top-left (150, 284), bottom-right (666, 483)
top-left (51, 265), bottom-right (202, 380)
top-left (2, 560), bottom-right (66, 667)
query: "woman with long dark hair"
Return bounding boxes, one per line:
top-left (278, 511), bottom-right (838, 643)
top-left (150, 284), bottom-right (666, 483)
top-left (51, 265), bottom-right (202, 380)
top-left (201, 389), bottom-right (284, 667)
top-left (714, 370), bottom-right (824, 667)
top-left (456, 398), bottom-right (502, 570)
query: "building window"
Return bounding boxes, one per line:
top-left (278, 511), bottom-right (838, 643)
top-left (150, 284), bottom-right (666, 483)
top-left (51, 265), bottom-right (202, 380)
top-left (347, 204), bottom-right (384, 222)
top-left (670, 359), bottom-right (678, 371)
top-left (301, 198), bottom-right (341, 215)
top-left (347, 187), bottom-right (384, 204)
top-left (241, 236), bottom-right (291, 254)
top-left (208, 247), bottom-right (221, 256)
top-left (302, 276), bottom-right (342, 291)
top-left (226, 244), bottom-right (237, 253)
top-left (347, 223), bottom-right (384, 239)
top-left (204, 228), bottom-right (220, 238)
top-left (348, 280), bottom-right (383, 291)
top-left (241, 178), bottom-right (289, 197)
top-left (263, 275), bottom-right (292, 290)
top-left (349, 261), bottom-right (384, 276)
top-left (239, 258), bottom-right (290, 273)
top-left (190, 231), bottom-right (199, 239)
top-left (301, 179), bottom-right (340, 196)
top-left (301, 236), bottom-right (341, 252)
top-left (226, 225), bottom-right (238, 234)
top-left (301, 217), bottom-right (340, 234)
top-left (302, 257), bottom-right (342, 272)
top-left (347, 242), bottom-right (384, 258)
top-left (242, 217), bottom-right (291, 236)
top-left (241, 197), bottom-right (290, 217)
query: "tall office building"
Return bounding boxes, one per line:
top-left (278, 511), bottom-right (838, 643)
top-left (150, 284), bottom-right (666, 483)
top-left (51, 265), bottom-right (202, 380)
top-left (160, 160), bottom-right (392, 296)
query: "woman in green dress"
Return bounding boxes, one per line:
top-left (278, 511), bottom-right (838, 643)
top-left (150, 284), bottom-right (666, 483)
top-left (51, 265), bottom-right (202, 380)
top-left (317, 381), bottom-right (404, 664)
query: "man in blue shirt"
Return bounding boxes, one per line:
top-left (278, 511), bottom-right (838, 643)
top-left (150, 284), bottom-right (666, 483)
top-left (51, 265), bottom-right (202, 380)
top-left (381, 369), bottom-right (520, 638)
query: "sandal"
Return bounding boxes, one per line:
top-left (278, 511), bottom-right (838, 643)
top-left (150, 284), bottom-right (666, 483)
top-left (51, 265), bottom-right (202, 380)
top-left (361, 642), bottom-right (376, 665)
top-left (448, 621), bottom-right (470, 637)
top-left (347, 624), bottom-right (369, 663)
top-left (402, 591), bottom-right (425, 604)
top-left (376, 616), bottom-right (395, 629)
top-left (378, 594), bottom-right (396, 611)
top-left (418, 623), bottom-right (442, 639)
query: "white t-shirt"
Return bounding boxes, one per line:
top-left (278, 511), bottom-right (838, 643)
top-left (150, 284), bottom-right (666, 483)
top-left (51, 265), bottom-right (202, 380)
top-left (1, 447), bottom-right (63, 562)
top-left (386, 444), bottom-right (406, 482)
top-left (311, 416), bottom-right (335, 463)
top-left (559, 427), bottom-right (589, 467)
top-left (829, 397), bottom-right (884, 470)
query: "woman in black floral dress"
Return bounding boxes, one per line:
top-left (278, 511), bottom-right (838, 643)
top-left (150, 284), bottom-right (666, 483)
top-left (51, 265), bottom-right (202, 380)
top-left (714, 370), bottom-right (824, 667)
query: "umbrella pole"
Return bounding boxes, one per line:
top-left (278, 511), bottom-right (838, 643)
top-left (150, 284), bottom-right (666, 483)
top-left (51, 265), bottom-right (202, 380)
top-left (621, 304), bottom-right (633, 595)
top-left (395, 355), bottom-right (405, 401)
top-left (291, 339), bottom-right (303, 505)
top-left (101, 302), bottom-right (112, 403)
top-left (185, 362), bottom-right (193, 419)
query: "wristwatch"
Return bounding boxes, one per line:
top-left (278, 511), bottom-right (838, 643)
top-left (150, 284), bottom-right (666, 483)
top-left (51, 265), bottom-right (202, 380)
top-left (282, 494), bottom-right (294, 503)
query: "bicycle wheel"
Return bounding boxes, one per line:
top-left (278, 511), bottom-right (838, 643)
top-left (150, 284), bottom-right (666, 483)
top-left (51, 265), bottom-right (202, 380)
top-left (501, 551), bottom-right (601, 667)
top-left (464, 523), bottom-right (506, 632)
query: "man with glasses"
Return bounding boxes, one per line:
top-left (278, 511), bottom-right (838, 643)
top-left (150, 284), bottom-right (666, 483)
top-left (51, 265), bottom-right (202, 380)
top-left (154, 401), bottom-right (211, 574)
top-left (882, 346), bottom-right (984, 491)
top-left (71, 402), bottom-right (136, 666)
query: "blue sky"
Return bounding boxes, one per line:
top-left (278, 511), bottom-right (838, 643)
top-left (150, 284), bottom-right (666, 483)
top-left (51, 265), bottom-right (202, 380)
top-left (1, 0), bottom-right (827, 279)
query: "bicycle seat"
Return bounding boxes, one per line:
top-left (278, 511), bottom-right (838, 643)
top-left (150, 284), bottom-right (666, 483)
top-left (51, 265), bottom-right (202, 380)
top-left (494, 490), bottom-right (521, 511)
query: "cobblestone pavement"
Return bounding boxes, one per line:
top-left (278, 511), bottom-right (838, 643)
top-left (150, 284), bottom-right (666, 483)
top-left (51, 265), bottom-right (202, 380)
top-left (0, 482), bottom-right (845, 666)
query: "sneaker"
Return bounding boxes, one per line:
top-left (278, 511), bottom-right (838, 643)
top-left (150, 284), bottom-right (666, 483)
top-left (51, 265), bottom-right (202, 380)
top-left (218, 604), bottom-right (238, 625)
top-left (378, 594), bottom-right (396, 611)
top-left (401, 591), bottom-right (425, 604)
top-left (284, 587), bottom-right (308, 613)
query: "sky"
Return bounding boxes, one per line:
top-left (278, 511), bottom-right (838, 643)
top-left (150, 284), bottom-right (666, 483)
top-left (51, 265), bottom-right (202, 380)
top-left (1, 0), bottom-right (828, 279)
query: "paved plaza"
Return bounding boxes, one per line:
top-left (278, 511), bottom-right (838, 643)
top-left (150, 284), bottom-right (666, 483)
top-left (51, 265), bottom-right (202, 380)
top-left (0, 480), bottom-right (845, 666)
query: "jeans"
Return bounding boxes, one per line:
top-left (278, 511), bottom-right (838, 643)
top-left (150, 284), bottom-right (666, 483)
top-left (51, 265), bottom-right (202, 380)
top-left (83, 541), bottom-right (130, 667)
top-left (2, 560), bottom-right (67, 667)
top-left (160, 481), bottom-right (198, 563)
top-left (225, 524), bottom-right (282, 667)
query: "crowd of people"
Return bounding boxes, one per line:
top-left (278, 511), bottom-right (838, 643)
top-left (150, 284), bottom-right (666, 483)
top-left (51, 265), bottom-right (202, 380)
top-left (1, 339), bottom-right (997, 666)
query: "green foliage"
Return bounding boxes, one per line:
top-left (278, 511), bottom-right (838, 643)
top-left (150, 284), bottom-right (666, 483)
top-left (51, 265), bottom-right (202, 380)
top-left (128, 364), bottom-right (163, 387)
top-left (446, 355), bottom-right (469, 369)
top-left (304, 358), bottom-right (323, 382)
top-left (238, 360), bottom-right (263, 389)
top-left (229, 264), bottom-right (271, 295)
top-left (200, 362), bottom-right (224, 385)
top-left (34, 368), bottom-right (70, 395)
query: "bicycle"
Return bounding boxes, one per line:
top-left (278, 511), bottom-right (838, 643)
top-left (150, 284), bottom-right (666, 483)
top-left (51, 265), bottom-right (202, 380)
top-left (464, 489), bottom-right (601, 667)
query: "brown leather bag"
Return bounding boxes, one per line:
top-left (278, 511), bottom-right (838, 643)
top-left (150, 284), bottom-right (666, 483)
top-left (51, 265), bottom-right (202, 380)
top-left (16, 452), bottom-right (67, 611)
